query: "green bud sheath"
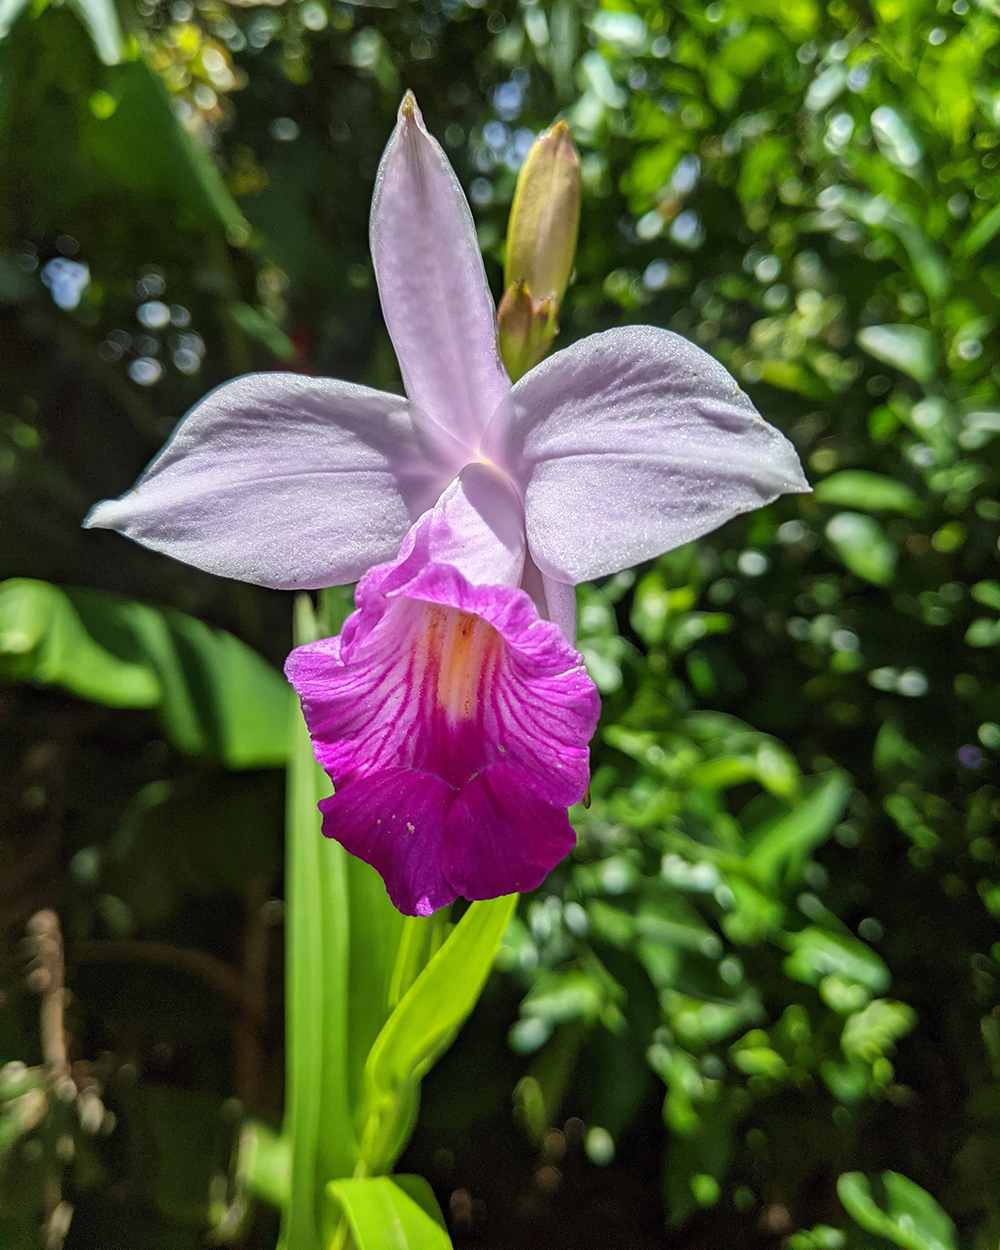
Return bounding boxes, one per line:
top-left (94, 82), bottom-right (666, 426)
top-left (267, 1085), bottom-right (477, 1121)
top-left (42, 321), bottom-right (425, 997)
top-left (504, 120), bottom-right (581, 305)
top-left (497, 280), bottom-right (558, 383)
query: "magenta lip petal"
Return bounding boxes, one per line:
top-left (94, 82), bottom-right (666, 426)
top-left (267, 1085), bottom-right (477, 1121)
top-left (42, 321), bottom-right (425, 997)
top-left (319, 767), bottom-right (458, 916)
top-left (284, 507), bottom-right (600, 913)
top-left (442, 764), bottom-right (578, 900)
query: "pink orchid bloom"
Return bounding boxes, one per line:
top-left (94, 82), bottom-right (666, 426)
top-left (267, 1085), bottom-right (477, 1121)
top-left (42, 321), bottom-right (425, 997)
top-left (85, 93), bottom-right (809, 916)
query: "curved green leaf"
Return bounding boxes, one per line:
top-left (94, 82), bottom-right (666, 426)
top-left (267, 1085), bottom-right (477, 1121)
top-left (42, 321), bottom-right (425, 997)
top-left (0, 578), bottom-right (292, 767)
top-left (825, 513), bottom-right (897, 585)
top-left (0, 577), bottom-right (160, 707)
top-left (357, 894), bottom-right (517, 1173)
top-left (857, 324), bottom-right (935, 383)
top-left (813, 471), bottom-right (922, 517)
top-left (325, 1176), bottom-right (451, 1250)
top-left (746, 773), bottom-right (850, 888)
top-left (837, 1172), bottom-right (956, 1250)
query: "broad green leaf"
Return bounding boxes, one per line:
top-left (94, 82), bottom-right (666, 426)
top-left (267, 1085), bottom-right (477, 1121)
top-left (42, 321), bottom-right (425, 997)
top-left (813, 471), bottom-right (922, 517)
top-left (65, 0), bottom-right (123, 64)
top-left (837, 1172), bottom-right (957, 1250)
top-left (746, 773), bottom-right (850, 888)
top-left (357, 894), bottom-right (517, 1173)
top-left (325, 1176), bottom-right (451, 1250)
top-left (857, 325), bottom-right (935, 383)
top-left (825, 513), bottom-right (897, 585)
top-left (0, 579), bottom-right (293, 767)
top-left (0, 578), bottom-right (159, 707)
top-left (83, 57), bottom-right (250, 240)
top-left (149, 608), bottom-right (292, 767)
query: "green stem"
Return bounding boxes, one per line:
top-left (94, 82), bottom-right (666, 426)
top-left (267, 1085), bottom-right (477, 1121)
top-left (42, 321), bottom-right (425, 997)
top-left (279, 595), bottom-right (355, 1250)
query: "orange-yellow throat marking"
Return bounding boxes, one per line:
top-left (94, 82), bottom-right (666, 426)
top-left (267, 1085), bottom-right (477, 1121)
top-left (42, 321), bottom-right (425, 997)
top-left (422, 606), bottom-right (503, 724)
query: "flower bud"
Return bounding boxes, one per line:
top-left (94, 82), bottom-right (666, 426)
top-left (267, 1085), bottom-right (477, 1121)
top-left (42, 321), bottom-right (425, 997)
top-left (504, 119), bottom-right (581, 304)
top-left (497, 281), bottom-right (557, 382)
top-left (499, 121), bottom-right (581, 381)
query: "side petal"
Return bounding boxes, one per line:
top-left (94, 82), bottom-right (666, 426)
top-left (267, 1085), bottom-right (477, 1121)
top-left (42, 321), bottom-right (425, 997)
top-left (443, 764), bottom-right (577, 900)
top-left (370, 92), bottom-right (510, 448)
top-left (482, 325), bottom-right (810, 584)
top-left (319, 768), bottom-right (457, 917)
top-left (84, 373), bottom-right (464, 590)
top-left (520, 553), bottom-right (577, 645)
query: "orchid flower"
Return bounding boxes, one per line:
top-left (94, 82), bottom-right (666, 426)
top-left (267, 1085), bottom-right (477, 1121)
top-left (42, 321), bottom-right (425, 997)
top-left (85, 93), bottom-right (809, 915)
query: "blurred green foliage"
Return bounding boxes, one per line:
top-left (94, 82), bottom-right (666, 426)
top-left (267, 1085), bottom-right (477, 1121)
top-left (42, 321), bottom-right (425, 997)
top-left (1, 0), bottom-right (999, 1246)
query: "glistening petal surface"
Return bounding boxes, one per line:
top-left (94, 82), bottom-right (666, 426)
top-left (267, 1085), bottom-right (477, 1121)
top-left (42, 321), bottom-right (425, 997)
top-left (521, 553), bottom-right (578, 646)
top-left (419, 463), bottom-right (526, 588)
top-left (482, 325), bottom-right (811, 585)
top-left (84, 373), bottom-right (464, 590)
top-left (370, 93), bottom-right (510, 447)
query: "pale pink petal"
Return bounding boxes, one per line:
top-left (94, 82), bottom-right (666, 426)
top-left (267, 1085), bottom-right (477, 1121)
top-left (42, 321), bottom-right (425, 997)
top-left (84, 373), bottom-right (464, 590)
top-left (481, 326), bottom-right (810, 584)
top-left (370, 93), bottom-right (510, 448)
top-left (521, 554), bottom-right (577, 645)
top-left (419, 463), bottom-right (525, 587)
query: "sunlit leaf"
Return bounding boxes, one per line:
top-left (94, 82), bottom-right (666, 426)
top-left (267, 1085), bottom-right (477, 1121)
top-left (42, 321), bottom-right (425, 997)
top-left (784, 928), bottom-right (890, 995)
top-left (837, 1172), bottom-right (957, 1250)
top-left (841, 1000), bottom-right (916, 1064)
top-left (0, 579), bottom-right (291, 766)
top-left (857, 325), bottom-right (935, 383)
top-left (870, 106), bottom-right (923, 174)
top-left (0, 577), bottom-right (159, 707)
top-left (357, 895), bottom-right (516, 1173)
top-left (825, 513), bottom-right (897, 585)
top-left (813, 471), bottom-right (922, 516)
top-left (325, 1176), bottom-right (451, 1250)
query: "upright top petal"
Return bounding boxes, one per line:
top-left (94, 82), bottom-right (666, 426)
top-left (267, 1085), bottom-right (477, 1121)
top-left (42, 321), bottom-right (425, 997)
top-left (370, 92), bottom-right (511, 449)
top-left (482, 326), bottom-right (810, 585)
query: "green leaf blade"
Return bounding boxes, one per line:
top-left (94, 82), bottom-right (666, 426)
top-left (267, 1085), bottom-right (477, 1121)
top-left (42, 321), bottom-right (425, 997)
top-left (357, 894), bottom-right (517, 1174)
top-left (325, 1176), bottom-right (452, 1250)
